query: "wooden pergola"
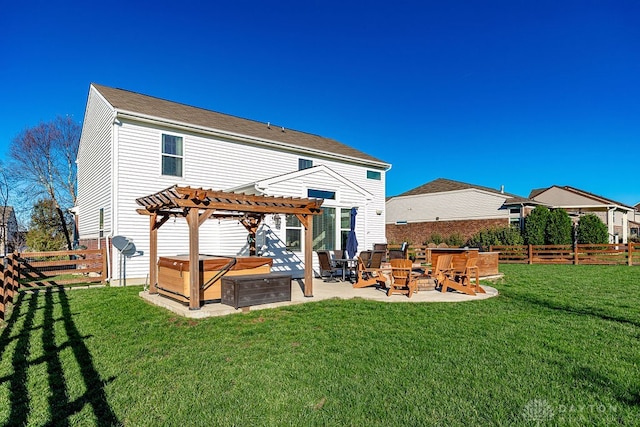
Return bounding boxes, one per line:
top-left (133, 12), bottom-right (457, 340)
top-left (136, 185), bottom-right (323, 310)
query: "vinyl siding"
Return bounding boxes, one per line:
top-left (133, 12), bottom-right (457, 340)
top-left (534, 187), bottom-right (604, 207)
top-left (81, 112), bottom-right (387, 281)
top-left (77, 88), bottom-right (114, 238)
top-left (386, 189), bottom-right (509, 224)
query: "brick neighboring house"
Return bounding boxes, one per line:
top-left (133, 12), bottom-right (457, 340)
top-left (385, 178), bottom-right (539, 244)
top-left (530, 186), bottom-right (635, 243)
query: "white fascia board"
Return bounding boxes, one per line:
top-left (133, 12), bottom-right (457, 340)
top-left (114, 110), bottom-right (390, 170)
top-left (225, 182), bottom-right (261, 194)
top-left (553, 204), bottom-right (634, 213)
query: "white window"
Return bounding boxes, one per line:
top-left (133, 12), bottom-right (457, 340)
top-left (285, 215), bottom-right (302, 251)
top-left (313, 207), bottom-right (336, 250)
top-left (340, 208), bottom-right (351, 250)
top-left (299, 158), bottom-right (313, 170)
top-left (162, 134), bottom-right (183, 177)
top-left (367, 170), bottom-right (381, 180)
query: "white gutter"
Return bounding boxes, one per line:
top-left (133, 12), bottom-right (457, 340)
top-left (115, 110), bottom-right (391, 170)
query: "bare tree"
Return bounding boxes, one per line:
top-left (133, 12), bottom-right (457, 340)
top-left (10, 116), bottom-right (80, 251)
top-left (0, 163), bottom-right (9, 257)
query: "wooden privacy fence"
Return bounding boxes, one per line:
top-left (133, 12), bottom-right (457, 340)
top-left (490, 243), bottom-right (638, 265)
top-left (0, 248), bottom-right (107, 320)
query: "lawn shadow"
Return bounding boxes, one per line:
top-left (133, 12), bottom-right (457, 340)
top-left (0, 288), bottom-right (120, 427)
top-left (509, 291), bottom-right (640, 409)
top-left (506, 291), bottom-right (640, 329)
top-left (573, 365), bottom-right (640, 408)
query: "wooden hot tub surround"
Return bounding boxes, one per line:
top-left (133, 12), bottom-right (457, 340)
top-left (157, 255), bottom-right (273, 304)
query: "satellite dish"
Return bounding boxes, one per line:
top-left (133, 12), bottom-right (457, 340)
top-left (112, 236), bottom-right (137, 286)
top-left (113, 235), bottom-right (136, 257)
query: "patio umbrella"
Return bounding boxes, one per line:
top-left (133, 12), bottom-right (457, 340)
top-left (346, 207), bottom-right (358, 259)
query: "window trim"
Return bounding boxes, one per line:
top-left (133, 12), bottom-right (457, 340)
top-left (298, 158), bottom-right (313, 170)
top-left (161, 133), bottom-right (184, 177)
top-left (367, 170), bottom-right (382, 180)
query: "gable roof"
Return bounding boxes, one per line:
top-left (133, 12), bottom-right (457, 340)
top-left (397, 178), bottom-right (520, 198)
top-left (230, 165), bottom-right (374, 201)
top-left (530, 185), bottom-right (633, 210)
top-left (91, 84), bottom-right (389, 168)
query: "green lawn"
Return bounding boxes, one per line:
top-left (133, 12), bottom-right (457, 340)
top-left (1, 264), bottom-right (639, 426)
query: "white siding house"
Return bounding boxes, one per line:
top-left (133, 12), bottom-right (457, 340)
top-left (76, 84), bottom-right (390, 283)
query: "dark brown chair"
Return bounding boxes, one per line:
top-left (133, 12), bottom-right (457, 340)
top-left (317, 250), bottom-right (340, 282)
top-left (388, 242), bottom-right (408, 260)
top-left (359, 250), bottom-right (372, 267)
top-left (369, 250), bottom-right (385, 269)
top-left (373, 243), bottom-right (388, 262)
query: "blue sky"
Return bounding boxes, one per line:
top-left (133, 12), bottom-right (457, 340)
top-left (2, 0), bottom-right (639, 206)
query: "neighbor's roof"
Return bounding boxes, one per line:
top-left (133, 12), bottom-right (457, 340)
top-left (396, 178), bottom-right (530, 200)
top-left (529, 185), bottom-right (633, 210)
top-left (92, 84), bottom-right (389, 168)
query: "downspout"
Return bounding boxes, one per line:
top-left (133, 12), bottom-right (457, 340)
top-left (105, 234), bottom-right (112, 282)
top-left (110, 112), bottom-right (120, 283)
top-left (607, 206), bottom-right (616, 244)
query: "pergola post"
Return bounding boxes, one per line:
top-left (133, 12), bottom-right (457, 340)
top-left (187, 208), bottom-right (201, 310)
top-left (149, 215), bottom-right (158, 294)
top-left (304, 214), bottom-right (314, 297)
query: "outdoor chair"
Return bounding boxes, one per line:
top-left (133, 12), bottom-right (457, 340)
top-left (373, 243), bottom-right (388, 262)
top-left (440, 257), bottom-right (483, 295)
top-left (333, 249), bottom-right (344, 261)
top-left (353, 256), bottom-right (387, 289)
top-left (388, 242), bottom-right (408, 260)
top-left (359, 250), bottom-right (372, 267)
top-left (387, 258), bottom-right (417, 298)
top-left (317, 250), bottom-right (341, 282)
top-left (368, 250), bottom-right (385, 269)
top-left (430, 254), bottom-right (453, 288)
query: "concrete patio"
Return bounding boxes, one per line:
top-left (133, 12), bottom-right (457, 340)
top-left (139, 277), bottom-right (500, 319)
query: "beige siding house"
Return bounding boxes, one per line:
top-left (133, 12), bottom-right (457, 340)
top-left (530, 186), bottom-right (635, 243)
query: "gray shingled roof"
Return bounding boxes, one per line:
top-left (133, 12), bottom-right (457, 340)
top-left (396, 178), bottom-right (519, 198)
top-left (93, 84), bottom-right (388, 167)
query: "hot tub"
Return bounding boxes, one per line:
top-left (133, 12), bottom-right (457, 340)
top-left (157, 255), bottom-right (273, 303)
top-left (430, 248), bottom-right (499, 277)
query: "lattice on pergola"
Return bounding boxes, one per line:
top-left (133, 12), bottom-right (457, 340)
top-left (136, 185), bottom-right (323, 309)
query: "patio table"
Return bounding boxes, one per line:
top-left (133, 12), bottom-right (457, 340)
top-left (333, 258), bottom-right (358, 282)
